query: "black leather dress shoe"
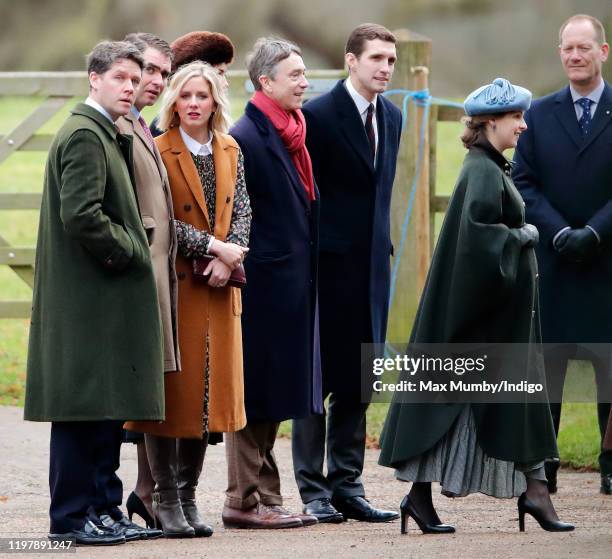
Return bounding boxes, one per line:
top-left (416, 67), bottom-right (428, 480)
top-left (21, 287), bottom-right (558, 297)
top-left (100, 514), bottom-right (163, 541)
top-left (303, 498), bottom-right (344, 524)
top-left (601, 473), bottom-right (612, 495)
top-left (48, 520), bottom-right (125, 546)
top-left (332, 496), bottom-right (399, 523)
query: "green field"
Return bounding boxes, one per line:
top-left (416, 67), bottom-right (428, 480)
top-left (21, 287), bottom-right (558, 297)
top-left (0, 96), bottom-right (601, 470)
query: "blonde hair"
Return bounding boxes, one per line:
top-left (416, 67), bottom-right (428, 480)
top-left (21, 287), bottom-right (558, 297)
top-left (157, 61), bottom-right (231, 133)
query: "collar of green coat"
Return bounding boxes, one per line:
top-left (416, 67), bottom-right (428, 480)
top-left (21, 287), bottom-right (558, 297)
top-left (470, 135), bottom-right (512, 173)
top-left (71, 103), bottom-right (119, 139)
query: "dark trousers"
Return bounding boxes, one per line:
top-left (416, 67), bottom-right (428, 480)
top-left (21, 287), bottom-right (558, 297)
top-left (545, 347), bottom-right (612, 474)
top-left (49, 420), bottom-right (124, 533)
top-left (292, 391), bottom-right (369, 504)
top-left (225, 420), bottom-right (282, 510)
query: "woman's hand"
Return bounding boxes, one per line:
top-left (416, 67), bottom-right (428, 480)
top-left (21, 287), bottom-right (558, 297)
top-left (204, 258), bottom-right (232, 287)
top-left (209, 240), bottom-right (248, 270)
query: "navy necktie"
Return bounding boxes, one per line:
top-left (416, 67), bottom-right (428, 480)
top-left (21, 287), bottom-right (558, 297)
top-left (365, 103), bottom-right (376, 161)
top-left (577, 97), bottom-right (593, 136)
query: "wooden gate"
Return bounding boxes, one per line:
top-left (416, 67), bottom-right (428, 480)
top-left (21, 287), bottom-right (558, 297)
top-left (0, 35), bottom-right (463, 325)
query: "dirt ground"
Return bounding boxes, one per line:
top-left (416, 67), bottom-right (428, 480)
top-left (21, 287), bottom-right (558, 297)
top-left (0, 405), bottom-right (611, 559)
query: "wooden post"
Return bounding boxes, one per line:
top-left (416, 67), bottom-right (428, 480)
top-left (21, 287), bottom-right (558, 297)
top-left (386, 30), bottom-right (432, 342)
top-left (429, 103), bottom-right (439, 255)
top-left (411, 66), bottom-right (431, 295)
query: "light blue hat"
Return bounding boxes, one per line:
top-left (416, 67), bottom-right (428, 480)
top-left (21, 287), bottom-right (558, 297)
top-left (464, 78), bottom-right (532, 116)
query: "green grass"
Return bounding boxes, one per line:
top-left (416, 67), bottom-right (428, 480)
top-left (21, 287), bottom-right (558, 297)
top-left (557, 403), bottom-right (600, 469)
top-left (0, 96), bottom-right (603, 469)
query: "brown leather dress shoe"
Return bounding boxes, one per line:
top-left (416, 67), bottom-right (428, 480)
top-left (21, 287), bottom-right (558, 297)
top-left (268, 505), bottom-right (318, 527)
top-left (222, 503), bottom-right (303, 529)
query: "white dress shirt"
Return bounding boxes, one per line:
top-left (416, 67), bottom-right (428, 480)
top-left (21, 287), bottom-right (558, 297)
top-left (85, 97), bottom-right (115, 124)
top-left (345, 76), bottom-right (378, 162)
top-left (179, 127), bottom-right (213, 156)
top-left (570, 78), bottom-right (605, 119)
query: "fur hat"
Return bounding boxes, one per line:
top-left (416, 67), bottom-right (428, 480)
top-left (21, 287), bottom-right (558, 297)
top-left (170, 31), bottom-right (234, 71)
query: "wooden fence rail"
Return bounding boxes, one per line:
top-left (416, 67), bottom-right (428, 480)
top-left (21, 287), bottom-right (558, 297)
top-left (0, 32), bottom-right (464, 330)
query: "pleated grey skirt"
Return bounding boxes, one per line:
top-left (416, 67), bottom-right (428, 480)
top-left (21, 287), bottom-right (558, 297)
top-left (394, 406), bottom-right (545, 498)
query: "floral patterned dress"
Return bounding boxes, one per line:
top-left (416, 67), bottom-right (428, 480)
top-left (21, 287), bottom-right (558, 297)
top-left (174, 149), bottom-right (251, 432)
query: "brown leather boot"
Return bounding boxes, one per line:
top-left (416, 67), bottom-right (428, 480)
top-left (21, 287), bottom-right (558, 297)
top-left (145, 434), bottom-right (195, 538)
top-left (177, 437), bottom-right (213, 537)
top-left (222, 503), bottom-right (303, 529)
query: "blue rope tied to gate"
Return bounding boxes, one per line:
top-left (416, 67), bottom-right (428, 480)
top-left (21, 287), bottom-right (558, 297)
top-left (384, 88), bottom-right (430, 130)
top-left (378, 90), bottom-right (463, 357)
top-left (382, 88), bottom-right (431, 315)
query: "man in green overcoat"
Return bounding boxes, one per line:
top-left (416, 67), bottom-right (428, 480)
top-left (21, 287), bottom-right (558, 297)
top-left (24, 41), bottom-right (165, 546)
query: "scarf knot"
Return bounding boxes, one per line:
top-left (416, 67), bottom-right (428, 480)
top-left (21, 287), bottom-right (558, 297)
top-left (251, 91), bottom-right (315, 201)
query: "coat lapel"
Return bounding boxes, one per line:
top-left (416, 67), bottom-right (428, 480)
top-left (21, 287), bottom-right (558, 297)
top-left (167, 127), bottom-right (210, 228)
top-left (212, 131), bottom-right (232, 234)
top-left (553, 87), bottom-right (582, 148)
top-left (374, 97), bottom-right (388, 180)
top-left (579, 83), bottom-right (612, 154)
top-left (125, 112), bottom-right (167, 181)
top-left (246, 103), bottom-right (309, 209)
top-left (331, 80), bottom-right (374, 176)
top-left (265, 136), bottom-right (310, 209)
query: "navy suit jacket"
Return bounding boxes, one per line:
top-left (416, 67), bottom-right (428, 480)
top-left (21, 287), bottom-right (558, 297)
top-left (303, 80), bottom-right (402, 392)
top-left (513, 83), bottom-right (612, 342)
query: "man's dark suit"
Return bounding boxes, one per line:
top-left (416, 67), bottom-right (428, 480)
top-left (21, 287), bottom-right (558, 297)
top-left (292, 80), bottom-right (402, 503)
top-left (513, 83), bottom-right (612, 476)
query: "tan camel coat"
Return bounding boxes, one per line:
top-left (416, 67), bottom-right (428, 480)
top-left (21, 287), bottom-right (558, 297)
top-left (126, 127), bottom-right (246, 438)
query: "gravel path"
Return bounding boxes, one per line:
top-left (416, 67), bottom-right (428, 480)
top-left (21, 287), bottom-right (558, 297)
top-left (0, 405), bottom-right (610, 558)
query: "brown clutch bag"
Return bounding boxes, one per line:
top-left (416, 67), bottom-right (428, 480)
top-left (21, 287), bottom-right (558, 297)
top-left (192, 255), bottom-right (247, 289)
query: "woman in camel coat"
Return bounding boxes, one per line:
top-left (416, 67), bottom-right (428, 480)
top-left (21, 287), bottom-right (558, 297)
top-left (126, 61), bottom-right (250, 537)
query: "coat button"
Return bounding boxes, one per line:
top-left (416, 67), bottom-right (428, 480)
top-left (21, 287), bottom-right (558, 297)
top-left (535, 273), bottom-right (539, 279)
top-left (184, 204), bottom-right (192, 211)
top-left (177, 272), bottom-right (186, 280)
top-left (226, 196), bottom-right (231, 203)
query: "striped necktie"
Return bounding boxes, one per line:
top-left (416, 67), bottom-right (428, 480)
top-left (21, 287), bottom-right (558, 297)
top-left (138, 115), bottom-right (156, 152)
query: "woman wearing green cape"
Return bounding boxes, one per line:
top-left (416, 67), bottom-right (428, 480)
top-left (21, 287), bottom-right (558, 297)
top-left (378, 78), bottom-right (574, 534)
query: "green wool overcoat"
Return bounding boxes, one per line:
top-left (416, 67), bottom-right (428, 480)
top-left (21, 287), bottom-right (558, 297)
top-left (379, 139), bottom-right (558, 467)
top-left (24, 103), bottom-right (165, 422)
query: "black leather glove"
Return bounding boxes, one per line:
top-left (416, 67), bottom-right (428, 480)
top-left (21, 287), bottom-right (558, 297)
top-left (515, 223), bottom-right (539, 248)
top-left (554, 227), bottom-right (599, 262)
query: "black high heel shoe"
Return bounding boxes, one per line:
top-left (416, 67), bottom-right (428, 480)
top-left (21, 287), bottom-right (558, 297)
top-left (517, 493), bottom-right (574, 532)
top-left (126, 491), bottom-right (155, 529)
top-left (399, 495), bottom-right (455, 534)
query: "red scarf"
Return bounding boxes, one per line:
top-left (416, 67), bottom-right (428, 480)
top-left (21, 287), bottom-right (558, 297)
top-left (251, 91), bottom-right (316, 201)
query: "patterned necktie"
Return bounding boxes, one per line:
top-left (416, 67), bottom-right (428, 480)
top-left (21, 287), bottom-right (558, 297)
top-left (577, 97), bottom-right (593, 136)
top-left (138, 115), bottom-right (156, 152)
top-left (365, 103), bottom-right (376, 161)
